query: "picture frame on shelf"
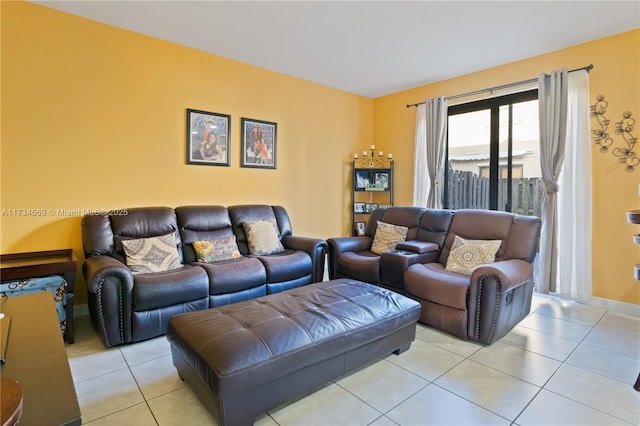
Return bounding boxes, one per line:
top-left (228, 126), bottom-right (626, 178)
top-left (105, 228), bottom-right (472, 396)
top-left (186, 109), bottom-right (231, 166)
top-left (241, 118), bottom-right (277, 169)
top-left (354, 170), bottom-right (371, 191)
top-left (354, 221), bottom-right (366, 236)
top-left (354, 202), bottom-right (366, 213)
top-left (374, 171), bottom-right (390, 189)
top-left (365, 203), bottom-right (379, 213)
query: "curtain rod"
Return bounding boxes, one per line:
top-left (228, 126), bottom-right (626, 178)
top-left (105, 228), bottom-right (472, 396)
top-left (405, 64), bottom-right (593, 108)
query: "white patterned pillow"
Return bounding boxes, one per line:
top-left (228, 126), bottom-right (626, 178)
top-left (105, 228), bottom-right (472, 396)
top-left (243, 220), bottom-right (285, 255)
top-left (371, 221), bottom-right (408, 255)
top-left (445, 236), bottom-right (502, 276)
top-left (122, 233), bottom-right (182, 274)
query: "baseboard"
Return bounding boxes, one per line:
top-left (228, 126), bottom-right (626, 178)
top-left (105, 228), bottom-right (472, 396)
top-left (577, 296), bottom-right (640, 317)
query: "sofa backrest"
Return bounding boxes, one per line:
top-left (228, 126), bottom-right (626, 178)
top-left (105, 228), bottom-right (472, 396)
top-left (175, 206), bottom-right (234, 263)
top-left (415, 209), bottom-right (455, 248)
top-left (82, 207), bottom-right (181, 264)
top-left (438, 209), bottom-right (541, 265)
top-left (227, 205), bottom-right (293, 255)
top-left (365, 207), bottom-right (426, 240)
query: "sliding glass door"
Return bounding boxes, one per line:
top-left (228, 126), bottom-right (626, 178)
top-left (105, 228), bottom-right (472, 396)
top-left (444, 90), bottom-right (542, 216)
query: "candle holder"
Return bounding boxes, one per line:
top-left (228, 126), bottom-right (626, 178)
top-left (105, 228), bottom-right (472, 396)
top-left (353, 145), bottom-right (393, 168)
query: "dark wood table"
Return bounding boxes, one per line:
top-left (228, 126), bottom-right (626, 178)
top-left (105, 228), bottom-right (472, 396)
top-left (0, 292), bottom-right (81, 425)
top-left (0, 249), bottom-right (78, 343)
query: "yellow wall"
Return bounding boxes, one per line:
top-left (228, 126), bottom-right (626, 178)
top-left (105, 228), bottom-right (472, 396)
top-left (373, 29), bottom-right (640, 305)
top-left (2, 2), bottom-right (639, 306)
top-left (1, 2), bottom-right (372, 304)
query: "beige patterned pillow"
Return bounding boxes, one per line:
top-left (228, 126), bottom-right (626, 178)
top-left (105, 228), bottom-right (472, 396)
top-left (371, 221), bottom-right (408, 255)
top-left (445, 235), bottom-right (502, 276)
top-left (243, 220), bottom-right (285, 255)
top-left (121, 233), bottom-right (182, 274)
top-left (193, 236), bottom-right (242, 263)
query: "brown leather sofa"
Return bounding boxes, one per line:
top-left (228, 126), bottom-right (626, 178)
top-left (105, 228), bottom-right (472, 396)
top-left (328, 207), bottom-right (541, 344)
top-left (81, 205), bottom-right (327, 347)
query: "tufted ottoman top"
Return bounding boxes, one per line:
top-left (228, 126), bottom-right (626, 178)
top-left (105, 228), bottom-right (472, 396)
top-left (166, 278), bottom-right (420, 399)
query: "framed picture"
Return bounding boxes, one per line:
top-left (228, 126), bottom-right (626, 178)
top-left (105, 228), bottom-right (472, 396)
top-left (365, 203), bottom-right (379, 213)
top-left (186, 109), bottom-right (230, 166)
top-left (354, 221), bottom-right (366, 236)
top-left (374, 171), bottom-right (390, 189)
top-left (354, 170), bottom-right (371, 191)
top-left (354, 202), bottom-right (366, 213)
top-left (241, 118), bottom-right (277, 169)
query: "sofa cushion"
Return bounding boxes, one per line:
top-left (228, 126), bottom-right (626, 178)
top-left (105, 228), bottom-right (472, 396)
top-left (445, 236), bottom-right (501, 276)
top-left (199, 257), bottom-right (267, 295)
top-left (256, 250), bottom-right (312, 283)
top-left (122, 233), bottom-right (182, 274)
top-left (243, 220), bottom-right (285, 255)
top-left (336, 251), bottom-right (381, 284)
top-left (404, 263), bottom-right (469, 310)
top-left (193, 237), bottom-right (242, 263)
top-left (371, 221), bottom-right (408, 255)
top-left (132, 265), bottom-right (209, 311)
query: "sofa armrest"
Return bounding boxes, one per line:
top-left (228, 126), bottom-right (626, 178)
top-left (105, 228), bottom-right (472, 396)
top-left (467, 259), bottom-right (534, 344)
top-left (83, 255), bottom-right (135, 347)
top-left (395, 240), bottom-right (439, 254)
top-left (326, 236), bottom-right (373, 279)
top-left (281, 235), bottom-right (328, 282)
top-left (380, 249), bottom-right (440, 290)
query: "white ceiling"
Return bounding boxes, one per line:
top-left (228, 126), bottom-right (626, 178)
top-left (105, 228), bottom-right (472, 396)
top-left (31, 1), bottom-right (640, 98)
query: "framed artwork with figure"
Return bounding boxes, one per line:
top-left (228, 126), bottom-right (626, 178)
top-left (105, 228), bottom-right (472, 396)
top-left (186, 109), bottom-right (230, 166)
top-left (241, 118), bottom-right (277, 169)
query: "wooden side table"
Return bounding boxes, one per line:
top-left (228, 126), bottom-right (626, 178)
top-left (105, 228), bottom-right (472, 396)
top-left (0, 292), bottom-right (81, 425)
top-left (0, 249), bottom-right (78, 343)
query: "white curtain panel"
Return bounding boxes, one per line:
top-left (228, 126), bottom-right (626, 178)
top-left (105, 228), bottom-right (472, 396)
top-left (535, 68), bottom-right (568, 294)
top-left (557, 70), bottom-right (592, 300)
top-left (413, 97), bottom-right (448, 208)
top-left (413, 103), bottom-right (428, 207)
top-left (425, 97), bottom-right (448, 208)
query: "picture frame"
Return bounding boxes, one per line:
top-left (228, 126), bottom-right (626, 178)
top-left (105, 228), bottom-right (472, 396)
top-left (354, 202), bottom-right (366, 213)
top-left (374, 171), bottom-right (390, 189)
top-left (354, 170), bottom-right (371, 191)
top-left (354, 221), bottom-right (366, 236)
top-left (186, 109), bottom-right (231, 166)
top-left (241, 118), bottom-right (277, 169)
top-left (365, 203), bottom-right (378, 213)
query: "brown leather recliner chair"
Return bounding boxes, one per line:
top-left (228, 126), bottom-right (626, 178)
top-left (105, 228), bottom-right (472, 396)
top-left (404, 209), bottom-right (541, 345)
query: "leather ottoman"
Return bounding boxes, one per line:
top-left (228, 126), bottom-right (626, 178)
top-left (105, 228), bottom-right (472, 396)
top-left (166, 278), bottom-right (421, 426)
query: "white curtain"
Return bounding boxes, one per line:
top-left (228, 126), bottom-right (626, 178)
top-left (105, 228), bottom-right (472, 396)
top-left (557, 70), bottom-right (592, 299)
top-left (413, 97), bottom-right (448, 208)
top-left (536, 69), bottom-right (568, 294)
top-left (413, 103), bottom-right (428, 207)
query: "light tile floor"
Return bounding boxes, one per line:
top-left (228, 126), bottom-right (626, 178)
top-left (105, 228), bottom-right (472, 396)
top-left (66, 293), bottom-right (640, 425)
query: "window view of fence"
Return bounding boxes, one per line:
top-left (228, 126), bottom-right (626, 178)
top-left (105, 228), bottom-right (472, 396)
top-left (445, 170), bottom-right (542, 216)
top-left (445, 92), bottom-right (541, 217)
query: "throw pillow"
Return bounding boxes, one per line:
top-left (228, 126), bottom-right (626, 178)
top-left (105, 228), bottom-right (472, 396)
top-left (193, 236), bottom-right (242, 263)
top-left (445, 235), bottom-right (502, 276)
top-left (243, 220), bottom-right (285, 255)
top-left (121, 233), bottom-right (182, 274)
top-left (371, 221), bottom-right (408, 255)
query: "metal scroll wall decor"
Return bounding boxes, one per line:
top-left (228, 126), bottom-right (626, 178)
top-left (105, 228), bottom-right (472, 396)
top-left (590, 94), bottom-right (638, 172)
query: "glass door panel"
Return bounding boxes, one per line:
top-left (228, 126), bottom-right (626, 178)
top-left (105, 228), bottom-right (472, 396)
top-left (446, 109), bottom-right (491, 209)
